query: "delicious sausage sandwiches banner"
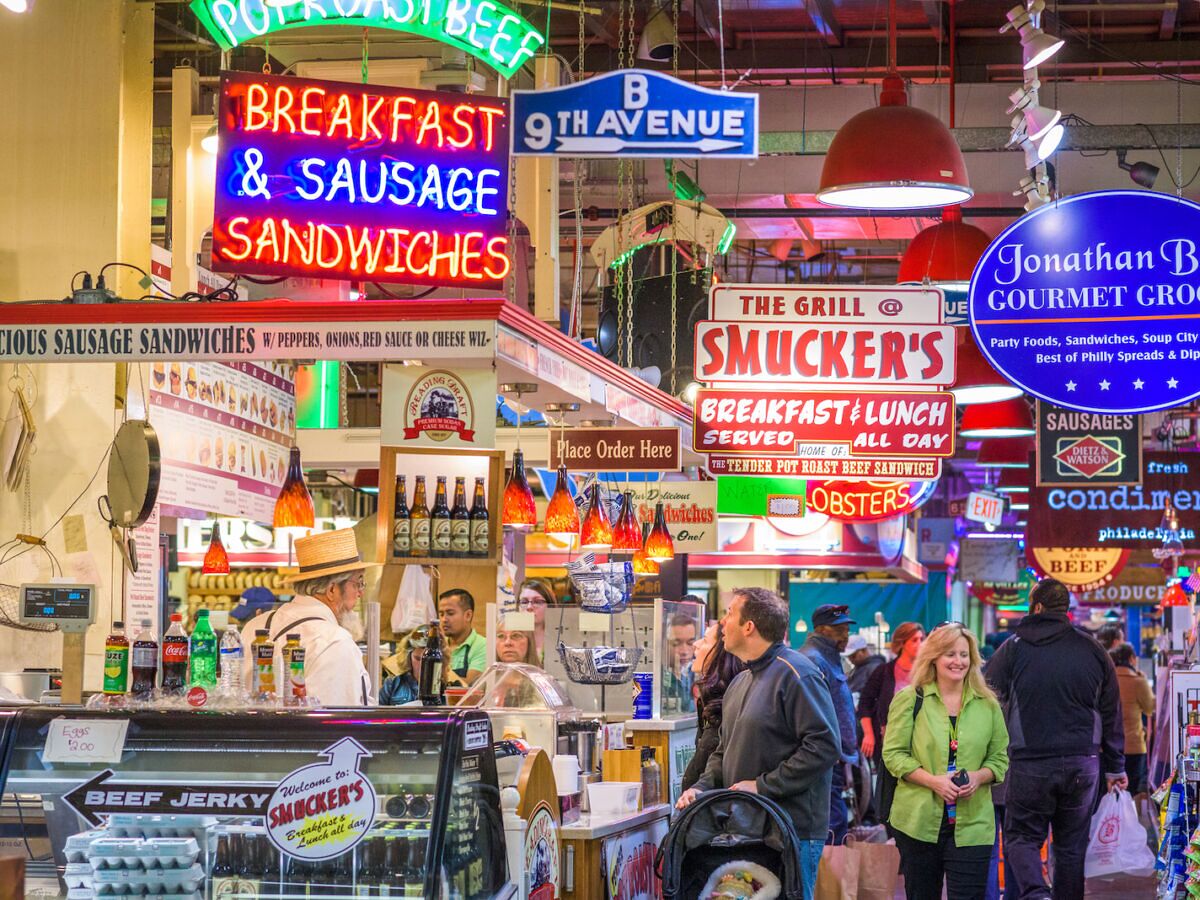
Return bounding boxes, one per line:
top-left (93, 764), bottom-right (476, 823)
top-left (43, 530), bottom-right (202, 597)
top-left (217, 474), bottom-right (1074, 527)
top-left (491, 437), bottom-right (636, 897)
top-left (212, 71), bottom-right (510, 290)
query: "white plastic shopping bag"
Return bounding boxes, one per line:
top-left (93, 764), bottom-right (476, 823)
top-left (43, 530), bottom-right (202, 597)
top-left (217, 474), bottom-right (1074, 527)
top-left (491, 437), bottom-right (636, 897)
top-left (1085, 788), bottom-right (1156, 879)
top-left (390, 564), bottom-right (435, 633)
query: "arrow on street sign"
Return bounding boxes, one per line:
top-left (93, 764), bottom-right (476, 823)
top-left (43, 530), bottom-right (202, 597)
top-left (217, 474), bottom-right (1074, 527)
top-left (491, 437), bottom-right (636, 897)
top-left (63, 769), bottom-right (273, 827)
top-left (553, 136), bottom-right (744, 155)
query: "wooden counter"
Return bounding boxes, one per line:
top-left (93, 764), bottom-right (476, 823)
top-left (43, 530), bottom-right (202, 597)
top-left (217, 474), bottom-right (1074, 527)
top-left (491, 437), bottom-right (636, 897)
top-left (560, 804), bottom-right (671, 900)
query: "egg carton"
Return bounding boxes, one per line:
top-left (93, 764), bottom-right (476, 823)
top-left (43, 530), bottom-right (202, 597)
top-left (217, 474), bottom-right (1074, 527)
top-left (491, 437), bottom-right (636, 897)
top-left (88, 836), bottom-right (199, 870)
top-left (91, 863), bottom-right (204, 894)
top-left (106, 813), bottom-right (214, 840)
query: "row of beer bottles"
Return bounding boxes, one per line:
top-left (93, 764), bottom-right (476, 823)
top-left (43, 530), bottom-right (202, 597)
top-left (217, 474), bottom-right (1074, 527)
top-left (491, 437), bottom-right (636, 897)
top-left (393, 475), bottom-right (489, 559)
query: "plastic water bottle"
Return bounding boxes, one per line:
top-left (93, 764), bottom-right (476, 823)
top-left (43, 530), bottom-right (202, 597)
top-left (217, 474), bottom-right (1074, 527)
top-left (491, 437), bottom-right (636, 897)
top-left (188, 610), bottom-right (218, 688)
top-left (219, 625), bottom-right (244, 696)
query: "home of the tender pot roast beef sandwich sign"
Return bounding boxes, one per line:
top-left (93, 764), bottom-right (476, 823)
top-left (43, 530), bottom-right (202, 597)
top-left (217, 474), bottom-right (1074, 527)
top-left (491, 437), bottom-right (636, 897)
top-left (189, 0), bottom-right (545, 80)
top-left (212, 70), bottom-right (510, 290)
top-left (970, 190), bottom-right (1200, 415)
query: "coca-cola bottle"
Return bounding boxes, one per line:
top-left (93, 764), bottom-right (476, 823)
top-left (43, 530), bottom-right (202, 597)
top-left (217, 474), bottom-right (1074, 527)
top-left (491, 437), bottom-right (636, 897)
top-left (161, 613), bottom-right (189, 695)
top-left (130, 619), bottom-right (159, 699)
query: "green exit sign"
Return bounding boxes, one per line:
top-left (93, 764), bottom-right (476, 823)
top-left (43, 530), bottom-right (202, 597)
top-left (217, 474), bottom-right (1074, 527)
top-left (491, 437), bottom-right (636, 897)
top-left (717, 476), bottom-right (807, 517)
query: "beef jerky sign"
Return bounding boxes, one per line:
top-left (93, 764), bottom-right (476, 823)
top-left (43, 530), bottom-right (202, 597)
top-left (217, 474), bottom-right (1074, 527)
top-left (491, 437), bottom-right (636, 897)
top-left (1036, 401), bottom-right (1142, 486)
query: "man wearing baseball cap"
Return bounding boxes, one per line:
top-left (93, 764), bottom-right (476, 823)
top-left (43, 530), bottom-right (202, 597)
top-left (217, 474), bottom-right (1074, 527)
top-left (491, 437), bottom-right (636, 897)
top-left (843, 633), bottom-right (885, 695)
top-left (801, 603), bottom-right (859, 844)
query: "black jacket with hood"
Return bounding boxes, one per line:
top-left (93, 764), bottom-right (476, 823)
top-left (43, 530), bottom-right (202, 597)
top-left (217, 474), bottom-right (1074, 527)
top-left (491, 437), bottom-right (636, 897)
top-left (985, 612), bottom-right (1125, 775)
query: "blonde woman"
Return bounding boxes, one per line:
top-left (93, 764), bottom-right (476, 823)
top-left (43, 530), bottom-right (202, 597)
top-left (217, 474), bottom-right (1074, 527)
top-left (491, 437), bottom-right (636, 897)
top-left (883, 624), bottom-right (1009, 900)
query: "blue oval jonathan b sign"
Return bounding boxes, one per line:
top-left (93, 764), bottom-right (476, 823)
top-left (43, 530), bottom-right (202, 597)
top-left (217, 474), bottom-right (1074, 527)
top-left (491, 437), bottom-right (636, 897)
top-left (969, 190), bottom-right (1200, 414)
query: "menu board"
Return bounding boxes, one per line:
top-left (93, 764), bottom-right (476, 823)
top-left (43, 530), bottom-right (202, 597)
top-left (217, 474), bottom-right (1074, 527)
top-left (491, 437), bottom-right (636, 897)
top-left (149, 361), bottom-right (296, 522)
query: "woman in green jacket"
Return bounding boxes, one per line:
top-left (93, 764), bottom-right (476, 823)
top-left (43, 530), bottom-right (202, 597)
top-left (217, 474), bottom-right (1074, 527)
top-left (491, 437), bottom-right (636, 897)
top-left (883, 623), bottom-right (1009, 900)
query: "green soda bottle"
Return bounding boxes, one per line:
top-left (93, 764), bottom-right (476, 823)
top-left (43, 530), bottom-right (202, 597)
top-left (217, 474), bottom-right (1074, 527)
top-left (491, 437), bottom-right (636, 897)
top-left (103, 621), bottom-right (129, 695)
top-left (188, 610), bottom-right (218, 688)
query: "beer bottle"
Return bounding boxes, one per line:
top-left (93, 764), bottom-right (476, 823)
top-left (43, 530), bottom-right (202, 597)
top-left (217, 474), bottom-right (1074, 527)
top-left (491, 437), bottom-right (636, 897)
top-left (450, 477), bottom-right (470, 558)
top-left (240, 833), bottom-right (266, 899)
top-left (352, 838), bottom-right (380, 897)
top-left (403, 838), bottom-right (425, 897)
top-left (392, 475), bottom-right (411, 559)
top-left (410, 476), bottom-right (430, 558)
top-left (103, 621), bottom-right (129, 696)
top-left (430, 476), bottom-right (451, 558)
top-left (383, 839), bottom-right (404, 896)
top-left (468, 477), bottom-right (489, 558)
top-left (210, 834), bottom-right (236, 896)
top-left (419, 625), bottom-right (445, 706)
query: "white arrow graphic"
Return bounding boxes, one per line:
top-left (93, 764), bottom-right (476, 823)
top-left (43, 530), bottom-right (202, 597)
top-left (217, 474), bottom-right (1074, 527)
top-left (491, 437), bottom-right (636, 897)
top-left (553, 136), bottom-right (743, 154)
top-left (321, 736), bottom-right (372, 768)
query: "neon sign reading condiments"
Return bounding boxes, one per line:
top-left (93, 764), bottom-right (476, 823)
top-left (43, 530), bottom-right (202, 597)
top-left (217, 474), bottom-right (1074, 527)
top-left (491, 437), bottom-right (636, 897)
top-left (190, 0), bottom-right (545, 80)
top-left (212, 71), bottom-right (511, 289)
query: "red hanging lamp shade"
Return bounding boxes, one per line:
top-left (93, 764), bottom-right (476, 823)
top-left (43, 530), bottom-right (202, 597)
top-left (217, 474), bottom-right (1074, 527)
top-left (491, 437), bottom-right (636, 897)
top-left (897, 206), bottom-right (992, 288)
top-left (1163, 583), bottom-right (1189, 607)
top-left (643, 501), bottom-right (675, 562)
top-left (960, 398), bottom-right (1035, 439)
top-left (995, 469), bottom-right (1032, 494)
top-left (501, 449), bottom-right (537, 531)
top-left (612, 491), bottom-right (643, 553)
top-left (201, 521), bottom-right (230, 575)
top-left (632, 523), bottom-right (660, 576)
top-left (950, 338), bottom-right (1024, 406)
top-left (580, 484), bottom-right (613, 550)
top-left (978, 437), bottom-right (1034, 469)
top-left (273, 445), bottom-right (315, 529)
top-left (817, 75), bottom-right (972, 210)
top-left (543, 465), bottom-right (580, 540)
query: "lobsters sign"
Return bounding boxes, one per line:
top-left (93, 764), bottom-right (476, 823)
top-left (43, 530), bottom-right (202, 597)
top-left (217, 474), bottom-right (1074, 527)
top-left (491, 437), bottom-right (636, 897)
top-left (970, 191), bottom-right (1200, 415)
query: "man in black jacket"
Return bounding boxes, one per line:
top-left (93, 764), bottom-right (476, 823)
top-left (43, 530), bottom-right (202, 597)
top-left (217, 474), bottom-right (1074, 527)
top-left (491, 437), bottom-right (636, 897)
top-left (986, 578), bottom-right (1126, 900)
top-left (677, 587), bottom-right (840, 898)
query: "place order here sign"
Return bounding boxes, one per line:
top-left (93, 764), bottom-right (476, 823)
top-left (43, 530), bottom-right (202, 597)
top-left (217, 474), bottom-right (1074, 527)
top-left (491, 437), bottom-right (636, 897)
top-left (692, 284), bottom-right (958, 482)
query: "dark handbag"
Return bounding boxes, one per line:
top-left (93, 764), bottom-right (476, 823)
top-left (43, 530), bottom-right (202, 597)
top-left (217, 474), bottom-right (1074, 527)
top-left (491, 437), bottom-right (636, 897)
top-left (878, 687), bottom-right (924, 825)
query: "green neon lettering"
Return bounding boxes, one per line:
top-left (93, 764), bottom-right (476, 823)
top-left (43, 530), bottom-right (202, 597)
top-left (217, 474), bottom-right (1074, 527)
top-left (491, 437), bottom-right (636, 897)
top-left (189, 0), bottom-right (543, 78)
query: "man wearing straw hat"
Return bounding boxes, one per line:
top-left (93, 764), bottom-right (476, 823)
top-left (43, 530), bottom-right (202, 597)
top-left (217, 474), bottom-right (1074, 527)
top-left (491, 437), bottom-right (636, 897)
top-left (239, 528), bottom-right (377, 706)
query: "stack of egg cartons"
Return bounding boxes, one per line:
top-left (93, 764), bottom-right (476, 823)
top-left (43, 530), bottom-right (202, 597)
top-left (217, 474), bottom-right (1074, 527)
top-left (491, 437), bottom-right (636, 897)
top-left (63, 814), bottom-right (211, 899)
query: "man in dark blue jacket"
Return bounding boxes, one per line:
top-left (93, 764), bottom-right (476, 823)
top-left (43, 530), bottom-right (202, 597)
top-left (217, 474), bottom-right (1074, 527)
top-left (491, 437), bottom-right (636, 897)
top-left (801, 603), bottom-right (859, 844)
top-left (678, 587), bottom-right (840, 899)
top-left (986, 578), bottom-right (1126, 900)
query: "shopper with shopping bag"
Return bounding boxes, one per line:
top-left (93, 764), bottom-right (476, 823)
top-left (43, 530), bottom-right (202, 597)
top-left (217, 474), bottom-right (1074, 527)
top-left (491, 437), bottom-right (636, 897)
top-left (883, 624), bottom-right (1009, 900)
top-left (1084, 788), bottom-right (1155, 879)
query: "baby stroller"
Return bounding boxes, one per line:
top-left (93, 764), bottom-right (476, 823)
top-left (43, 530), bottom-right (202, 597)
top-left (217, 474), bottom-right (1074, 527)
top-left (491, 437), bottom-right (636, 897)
top-left (656, 790), bottom-right (807, 900)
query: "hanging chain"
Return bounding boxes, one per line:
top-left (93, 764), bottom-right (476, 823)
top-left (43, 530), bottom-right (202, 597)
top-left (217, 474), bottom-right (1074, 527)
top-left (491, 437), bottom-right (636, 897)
top-left (508, 154), bottom-right (518, 305)
top-left (361, 29), bottom-right (369, 84)
top-left (624, 0), bottom-right (636, 368)
top-left (614, 0), bottom-right (628, 365)
top-left (262, 35), bottom-right (272, 74)
top-left (669, 0), bottom-right (680, 394)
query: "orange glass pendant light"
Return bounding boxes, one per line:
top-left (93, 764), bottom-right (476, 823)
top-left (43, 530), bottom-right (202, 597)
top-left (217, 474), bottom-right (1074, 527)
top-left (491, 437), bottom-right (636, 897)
top-left (273, 446), bottom-right (315, 529)
top-left (501, 449), bottom-right (537, 531)
top-left (612, 490), bottom-right (643, 553)
top-left (580, 484), bottom-right (613, 550)
top-left (544, 465), bottom-right (580, 540)
top-left (632, 523), bottom-right (660, 576)
top-left (643, 501), bottom-right (675, 562)
top-left (201, 521), bottom-right (230, 575)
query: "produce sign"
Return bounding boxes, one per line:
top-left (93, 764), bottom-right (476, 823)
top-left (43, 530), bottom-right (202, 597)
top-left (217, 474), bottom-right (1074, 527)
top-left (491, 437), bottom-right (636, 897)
top-left (265, 738), bottom-right (376, 861)
top-left (709, 284), bottom-right (944, 324)
top-left (1028, 546), bottom-right (1132, 593)
top-left (695, 322), bottom-right (956, 386)
top-left (694, 389), bottom-right (954, 457)
top-left (707, 454), bottom-right (942, 481)
top-left (212, 71), bottom-right (510, 289)
top-left (1027, 452), bottom-right (1199, 549)
top-left (969, 190), bottom-right (1200, 414)
top-left (189, 0), bottom-right (544, 79)
top-left (806, 479), bottom-right (936, 523)
top-left (511, 69), bottom-right (757, 158)
top-left (1035, 402), bottom-right (1142, 487)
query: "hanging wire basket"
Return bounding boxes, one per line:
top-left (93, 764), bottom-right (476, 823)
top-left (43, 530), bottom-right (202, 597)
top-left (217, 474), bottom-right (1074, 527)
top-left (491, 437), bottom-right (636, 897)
top-left (566, 555), bottom-right (633, 614)
top-left (556, 642), bottom-right (643, 685)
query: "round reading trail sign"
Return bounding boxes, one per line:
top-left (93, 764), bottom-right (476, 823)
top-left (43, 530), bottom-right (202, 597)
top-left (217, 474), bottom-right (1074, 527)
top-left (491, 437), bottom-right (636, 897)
top-left (969, 191), bottom-right (1200, 415)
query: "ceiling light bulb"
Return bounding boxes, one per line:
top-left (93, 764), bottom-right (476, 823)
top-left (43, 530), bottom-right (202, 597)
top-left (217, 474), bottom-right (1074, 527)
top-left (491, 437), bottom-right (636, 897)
top-left (0, 0), bottom-right (31, 12)
top-left (1001, 1), bottom-right (1064, 70)
top-left (201, 122), bottom-right (219, 154)
top-left (1036, 123), bottom-right (1064, 160)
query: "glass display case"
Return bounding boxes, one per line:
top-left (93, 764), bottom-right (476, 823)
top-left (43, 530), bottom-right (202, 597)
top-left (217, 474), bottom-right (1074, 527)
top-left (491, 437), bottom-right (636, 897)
top-left (459, 663), bottom-right (580, 752)
top-left (0, 706), bottom-right (512, 899)
top-left (653, 599), bottom-right (705, 720)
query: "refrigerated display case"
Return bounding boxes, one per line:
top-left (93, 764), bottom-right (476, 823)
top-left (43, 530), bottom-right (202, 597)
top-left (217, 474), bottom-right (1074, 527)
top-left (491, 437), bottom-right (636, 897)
top-left (0, 706), bottom-right (512, 898)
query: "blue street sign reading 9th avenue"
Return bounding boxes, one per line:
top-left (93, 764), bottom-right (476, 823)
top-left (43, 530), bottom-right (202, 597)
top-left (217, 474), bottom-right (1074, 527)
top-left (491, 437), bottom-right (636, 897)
top-left (510, 69), bottom-right (758, 158)
top-left (969, 190), bottom-right (1200, 416)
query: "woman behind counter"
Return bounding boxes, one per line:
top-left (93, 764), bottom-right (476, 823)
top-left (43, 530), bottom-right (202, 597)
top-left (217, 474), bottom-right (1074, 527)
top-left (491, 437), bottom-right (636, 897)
top-left (883, 624), bottom-right (1009, 900)
top-left (681, 622), bottom-right (746, 791)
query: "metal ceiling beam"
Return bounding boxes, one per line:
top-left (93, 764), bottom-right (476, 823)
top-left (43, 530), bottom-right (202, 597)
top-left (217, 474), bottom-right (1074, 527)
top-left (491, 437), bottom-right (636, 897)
top-left (805, 0), bottom-right (844, 47)
top-left (756, 123), bottom-right (1200, 156)
top-left (921, 1), bottom-right (947, 43)
top-left (1160, 1), bottom-right (1179, 40)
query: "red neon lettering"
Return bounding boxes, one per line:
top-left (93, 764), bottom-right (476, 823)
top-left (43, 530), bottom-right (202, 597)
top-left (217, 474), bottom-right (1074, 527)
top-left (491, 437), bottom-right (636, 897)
top-left (254, 218), bottom-right (279, 260)
top-left (429, 232), bottom-right (460, 278)
top-left (246, 84), bottom-right (270, 132)
top-left (477, 105), bottom-right (504, 151)
top-left (484, 236), bottom-right (510, 280)
top-left (384, 228), bottom-right (411, 274)
top-left (273, 86), bottom-right (297, 134)
top-left (391, 97), bottom-right (416, 142)
top-left (224, 217), bottom-right (253, 261)
top-left (316, 223), bottom-right (344, 269)
top-left (448, 104), bottom-right (477, 149)
top-left (361, 94), bottom-right (385, 142)
top-left (347, 227), bottom-right (386, 272)
top-left (300, 87), bottom-right (325, 135)
top-left (407, 231), bottom-right (434, 275)
top-left (329, 93), bottom-right (355, 139)
top-left (282, 218), bottom-right (315, 267)
top-left (460, 232), bottom-right (484, 280)
top-left (418, 101), bottom-right (446, 147)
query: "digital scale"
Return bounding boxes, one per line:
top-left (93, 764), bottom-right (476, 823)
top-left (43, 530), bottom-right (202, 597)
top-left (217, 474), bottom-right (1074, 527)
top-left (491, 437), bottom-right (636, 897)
top-left (19, 582), bottom-right (96, 704)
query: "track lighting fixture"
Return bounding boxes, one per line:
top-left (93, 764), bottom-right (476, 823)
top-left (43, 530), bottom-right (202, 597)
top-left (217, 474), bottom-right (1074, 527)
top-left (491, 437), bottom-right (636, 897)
top-left (1007, 78), bottom-right (1061, 143)
top-left (1001, 0), bottom-right (1064, 70)
top-left (638, 6), bottom-right (676, 62)
top-left (1116, 149), bottom-right (1159, 190)
top-left (1014, 174), bottom-right (1052, 212)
